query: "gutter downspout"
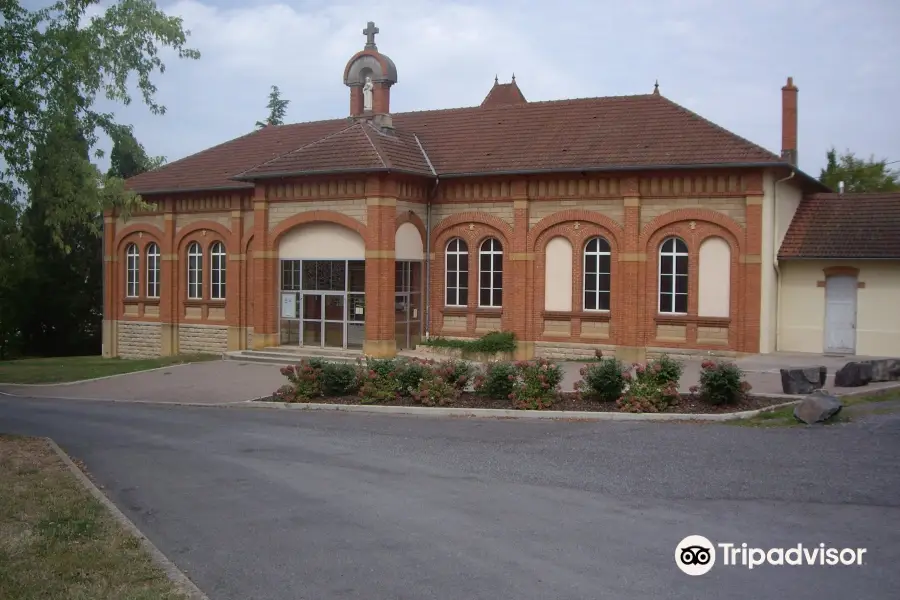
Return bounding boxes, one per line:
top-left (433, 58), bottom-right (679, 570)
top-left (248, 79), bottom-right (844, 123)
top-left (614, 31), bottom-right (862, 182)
top-left (414, 134), bottom-right (438, 340)
top-left (772, 170), bottom-right (795, 352)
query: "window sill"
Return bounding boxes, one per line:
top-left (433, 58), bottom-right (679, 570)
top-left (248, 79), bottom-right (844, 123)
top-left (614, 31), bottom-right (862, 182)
top-left (184, 299), bottom-right (226, 307)
top-left (542, 311), bottom-right (610, 322)
top-left (442, 306), bottom-right (468, 316)
top-left (441, 307), bottom-right (503, 316)
top-left (655, 314), bottom-right (730, 327)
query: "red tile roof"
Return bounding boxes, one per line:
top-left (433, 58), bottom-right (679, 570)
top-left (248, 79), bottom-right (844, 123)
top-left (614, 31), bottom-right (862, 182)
top-left (779, 192), bottom-right (900, 259)
top-left (126, 93), bottom-right (788, 194)
top-left (481, 79), bottom-right (527, 107)
top-left (235, 121), bottom-right (434, 179)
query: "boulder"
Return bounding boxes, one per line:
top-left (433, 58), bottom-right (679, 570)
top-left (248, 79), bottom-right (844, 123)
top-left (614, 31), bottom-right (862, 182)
top-left (793, 391), bottom-right (843, 424)
top-left (780, 366), bottom-right (827, 395)
top-left (862, 359), bottom-right (900, 382)
top-left (834, 362), bottom-right (873, 387)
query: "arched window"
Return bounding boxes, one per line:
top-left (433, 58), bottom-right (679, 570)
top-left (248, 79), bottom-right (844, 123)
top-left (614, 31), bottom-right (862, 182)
top-left (187, 242), bottom-right (203, 300)
top-left (583, 237), bottom-right (611, 311)
top-left (210, 241), bottom-right (227, 300)
top-left (659, 237), bottom-right (688, 314)
top-left (146, 243), bottom-right (160, 298)
top-left (125, 243), bottom-right (139, 298)
top-left (479, 238), bottom-right (503, 308)
top-left (445, 238), bottom-right (468, 306)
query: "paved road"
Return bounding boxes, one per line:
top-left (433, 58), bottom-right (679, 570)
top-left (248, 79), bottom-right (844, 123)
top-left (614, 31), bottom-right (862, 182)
top-left (2, 397), bottom-right (899, 600)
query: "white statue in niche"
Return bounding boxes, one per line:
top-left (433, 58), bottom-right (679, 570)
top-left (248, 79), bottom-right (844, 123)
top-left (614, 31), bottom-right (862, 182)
top-left (362, 76), bottom-right (374, 111)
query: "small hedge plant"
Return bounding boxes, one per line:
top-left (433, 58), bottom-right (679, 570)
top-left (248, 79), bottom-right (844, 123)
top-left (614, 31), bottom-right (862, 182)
top-left (690, 359), bottom-right (751, 405)
top-left (421, 331), bottom-right (516, 354)
top-left (577, 358), bottom-right (628, 402)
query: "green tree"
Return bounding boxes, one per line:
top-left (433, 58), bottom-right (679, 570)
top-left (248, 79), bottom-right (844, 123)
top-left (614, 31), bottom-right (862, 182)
top-left (107, 124), bottom-right (166, 180)
top-left (255, 85), bottom-right (290, 128)
top-left (20, 115), bottom-right (103, 356)
top-left (0, 186), bottom-right (33, 359)
top-left (818, 148), bottom-right (900, 193)
top-left (0, 0), bottom-right (200, 249)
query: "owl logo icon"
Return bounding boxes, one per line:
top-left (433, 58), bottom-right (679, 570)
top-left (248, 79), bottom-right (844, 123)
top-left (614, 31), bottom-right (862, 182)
top-left (675, 535), bottom-right (716, 576)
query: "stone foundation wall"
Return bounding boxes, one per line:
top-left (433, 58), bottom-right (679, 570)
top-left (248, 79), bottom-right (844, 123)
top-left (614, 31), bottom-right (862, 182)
top-left (117, 322), bottom-right (162, 358)
top-left (178, 324), bottom-right (228, 354)
top-left (534, 341), bottom-right (616, 360)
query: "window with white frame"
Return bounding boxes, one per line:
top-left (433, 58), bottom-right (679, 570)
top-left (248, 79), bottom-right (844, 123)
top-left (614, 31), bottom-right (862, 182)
top-left (210, 241), bottom-right (226, 300)
top-left (146, 243), bottom-right (160, 298)
top-left (659, 237), bottom-right (689, 314)
top-left (125, 243), bottom-right (139, 298)
top-left (445, 238), bottom-right (468, 306)
top-left (187, 242), bottom-right (203, 300)
top-left (583, 236), bottom-right (611, 311)
top-left (478, 238), bottom-right (503, 307)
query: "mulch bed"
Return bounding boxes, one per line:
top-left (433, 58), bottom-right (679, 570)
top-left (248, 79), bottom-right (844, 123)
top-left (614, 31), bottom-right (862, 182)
top-left (255, 392), bottom-right (790, 414)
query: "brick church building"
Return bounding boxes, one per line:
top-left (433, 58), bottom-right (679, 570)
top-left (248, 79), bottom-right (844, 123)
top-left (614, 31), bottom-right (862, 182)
top-left (105, 22), bottom-right (900, 361)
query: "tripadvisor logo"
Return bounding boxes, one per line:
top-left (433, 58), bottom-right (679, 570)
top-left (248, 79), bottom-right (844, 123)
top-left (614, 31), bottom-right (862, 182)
top-left (675, 535), bottom-right (867, 575)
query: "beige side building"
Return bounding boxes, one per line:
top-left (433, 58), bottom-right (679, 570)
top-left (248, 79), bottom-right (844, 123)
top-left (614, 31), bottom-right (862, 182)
top-left (777, 192), bottom-right (900, 356)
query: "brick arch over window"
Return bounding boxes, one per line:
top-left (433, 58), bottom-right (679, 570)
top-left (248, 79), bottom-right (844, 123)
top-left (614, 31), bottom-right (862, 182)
top-left (640, 216), bottom-right (745, 350)
top-left (114, 225), bottom-right (165, 321)
top-left (396, 209), bottom-right (426, 242)
top-left (431, 212), bottom-right (513, 251)
top-left (269, 210), bottom-right (369, 250)
top-left (115, 224), bottom-right (165, 256)
top-left (532, 221), bottom-right (623, 344)
top-left (176, 225), bottom-right (229, 303)
top-left (174, 220), bottom-right (235, 254)
top-left (430, 214), bottom-right (511, 335)
top-left (527, 209), bottom-right (625, 252)
top-left (639, 208), bottom-right (744, 254)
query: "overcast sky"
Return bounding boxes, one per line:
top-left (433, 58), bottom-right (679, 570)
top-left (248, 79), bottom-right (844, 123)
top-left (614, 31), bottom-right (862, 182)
top-left (98, 0), bottom-right (900, 177)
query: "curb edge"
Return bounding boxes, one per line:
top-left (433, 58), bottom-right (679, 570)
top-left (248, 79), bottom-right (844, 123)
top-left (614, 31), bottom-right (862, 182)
top-left (44, 438), bottom-right (211, 600)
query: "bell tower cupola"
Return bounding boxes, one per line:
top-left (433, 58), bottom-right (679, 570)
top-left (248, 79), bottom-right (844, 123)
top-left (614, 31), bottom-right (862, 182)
top-left (343, 21), bottom-right (398, 119)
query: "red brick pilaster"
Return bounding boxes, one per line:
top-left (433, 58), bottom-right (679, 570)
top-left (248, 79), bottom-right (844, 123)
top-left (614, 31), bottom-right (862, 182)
top-left (159, 201), bottom-right (178, 355)
top-left (509, 182), bottom-right (533, 359)
top-left (251, 185), bottom-right (275, 348)
top-left (364, 177), bottom-right (397, 357)
top-left (620, 177), bottom-right (645, 362)
top-left (743, 173), bottom-right (764, 353)
top-left (227, 203), bottom-right (244, 350)
top-left (102, 211), bottom-right (117, 357)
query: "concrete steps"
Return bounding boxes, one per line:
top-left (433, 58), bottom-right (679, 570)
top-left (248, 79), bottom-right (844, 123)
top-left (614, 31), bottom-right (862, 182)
top-left (225, 346), bottom-right (362, 365)
top-left (225, 346), bottom-right (460, 366)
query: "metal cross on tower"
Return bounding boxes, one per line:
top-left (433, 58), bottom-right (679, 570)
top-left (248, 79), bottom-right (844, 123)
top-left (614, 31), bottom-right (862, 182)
top-left (363, 21), bottom-right (379, 50)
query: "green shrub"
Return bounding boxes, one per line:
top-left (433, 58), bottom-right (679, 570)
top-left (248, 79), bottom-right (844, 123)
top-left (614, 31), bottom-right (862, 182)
top-left (693, 360), bottom-right (751, 405)
top-left (510, 358), bottom-right (562, 410)
top-left (628, 361), bottom-right (680, 410)
top-left (358, 368), bottom-right (399, 404)
top-left (421, 331), bottom-right (516, 354)
top-left (396, 359), bottom-right (433, 396)
top-left (473, 362), bottom-right (517, 400)
top-left (435, 359), bottom-right (474, 390)
top-left (321, 362), bottom-right (361, 396)
top-left (616, 376), bottom-right (669, 413)
top-left (649, 354), bottom-right (683, 386)
top-left (279, 361), bottom-right (323, 400)
top-left (578, 358), bottom-right (628, 402)
top-left (365, 357), bottom-right (398, 378)
top-left (411, 371), bottom-right (460, 407)
top-left (272, 384), bottom-right (298, 402)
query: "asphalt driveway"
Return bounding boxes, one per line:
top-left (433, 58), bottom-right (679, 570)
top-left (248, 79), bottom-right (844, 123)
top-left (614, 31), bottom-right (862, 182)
top-left (1, 397), bottom-right (899, 600)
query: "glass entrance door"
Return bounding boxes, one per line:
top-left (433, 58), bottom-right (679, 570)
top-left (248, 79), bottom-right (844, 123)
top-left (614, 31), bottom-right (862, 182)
top-left (395, 261), bottom-right (423, 350)
top-left (301, 293), bottom-right (345, 348)
top-left (279, 259), bottom-right (364, 349)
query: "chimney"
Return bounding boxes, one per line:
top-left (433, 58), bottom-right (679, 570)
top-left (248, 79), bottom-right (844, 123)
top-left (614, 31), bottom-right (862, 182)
top-left (781, 76), bottom-right (798, 166)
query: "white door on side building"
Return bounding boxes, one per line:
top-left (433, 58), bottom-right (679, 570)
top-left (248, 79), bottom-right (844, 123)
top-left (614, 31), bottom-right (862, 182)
top-left (824, 275), bottom-right (857, 354)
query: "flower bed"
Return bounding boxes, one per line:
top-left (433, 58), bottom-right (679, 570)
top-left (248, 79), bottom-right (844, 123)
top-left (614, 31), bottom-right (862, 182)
top-left (260, 354), bottom-right (780, 414)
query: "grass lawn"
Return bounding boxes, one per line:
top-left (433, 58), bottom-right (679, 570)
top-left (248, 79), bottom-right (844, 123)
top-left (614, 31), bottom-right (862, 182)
top-left (0, 354), bottom-right (220, 385)
top-left (731, 389), bottom-right (900, 427)
top-left (0, 435), bottom-right (190, 600)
